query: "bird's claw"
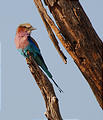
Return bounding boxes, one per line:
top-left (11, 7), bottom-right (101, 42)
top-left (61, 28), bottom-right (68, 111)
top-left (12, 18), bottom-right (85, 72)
top-left (22, 50), bottom-right (29, 58)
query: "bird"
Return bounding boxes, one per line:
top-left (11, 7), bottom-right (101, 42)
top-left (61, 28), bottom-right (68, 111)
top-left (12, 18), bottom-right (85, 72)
top-left (14, 23), bottom-right (63, 93)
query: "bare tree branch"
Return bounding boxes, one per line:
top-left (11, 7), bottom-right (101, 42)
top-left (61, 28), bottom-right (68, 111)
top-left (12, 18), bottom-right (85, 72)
top-left (33, 0), bottom-right (103, 109)
top-left (26, 51), bottom-right (63, 120)
top-left (34, 0), bottom-right (67, 64)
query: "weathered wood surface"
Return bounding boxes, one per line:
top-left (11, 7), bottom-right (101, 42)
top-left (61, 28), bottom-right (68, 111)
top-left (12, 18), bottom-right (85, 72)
top-left (34, 0), bottom-right (103, 109)
top-left (26, 52), bottom-right (63, 120)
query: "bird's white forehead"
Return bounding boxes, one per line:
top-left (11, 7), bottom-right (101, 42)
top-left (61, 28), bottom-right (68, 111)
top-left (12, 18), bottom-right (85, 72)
top-left (19, 23), bottom-right (32, 28)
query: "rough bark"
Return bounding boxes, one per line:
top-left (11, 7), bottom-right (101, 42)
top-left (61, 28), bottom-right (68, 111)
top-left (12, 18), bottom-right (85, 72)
top-left (33, 0), bottom-right (103, 109)
top-left (26, 52), bottom-right (63, 120)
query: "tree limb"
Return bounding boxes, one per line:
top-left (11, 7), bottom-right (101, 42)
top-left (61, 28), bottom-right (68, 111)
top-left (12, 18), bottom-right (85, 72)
top-left (34, 0), bottom-right (67, 64)
top-left (26, 52), bottom-right (63, 120)
top-left (33, 0), bottom-right (103, 109)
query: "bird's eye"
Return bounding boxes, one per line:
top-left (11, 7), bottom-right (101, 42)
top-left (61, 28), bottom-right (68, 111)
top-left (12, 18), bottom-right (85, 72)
top-left (24, 26), bottom-right (27, 28)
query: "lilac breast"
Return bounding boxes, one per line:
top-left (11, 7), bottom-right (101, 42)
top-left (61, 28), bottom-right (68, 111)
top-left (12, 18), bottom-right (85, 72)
top-left (15, 33), bottom-right (29, 49)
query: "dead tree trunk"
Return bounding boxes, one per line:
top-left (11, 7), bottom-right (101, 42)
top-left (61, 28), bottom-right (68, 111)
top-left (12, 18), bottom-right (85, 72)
top-left (33, 0), bottom-right (103, 109)
top-left (26, 52), bottom-right (63, 120)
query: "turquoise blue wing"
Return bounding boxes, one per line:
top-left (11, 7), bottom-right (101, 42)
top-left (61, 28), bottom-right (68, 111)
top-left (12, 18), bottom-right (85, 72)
top-left (28, 36), bottom-right (40, 55)
top-left (27, 36), bottom-right (48, 69)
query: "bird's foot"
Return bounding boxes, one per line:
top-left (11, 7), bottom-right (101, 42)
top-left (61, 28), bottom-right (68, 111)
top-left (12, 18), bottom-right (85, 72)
top-left (22, 50), bottom-right (29, 58)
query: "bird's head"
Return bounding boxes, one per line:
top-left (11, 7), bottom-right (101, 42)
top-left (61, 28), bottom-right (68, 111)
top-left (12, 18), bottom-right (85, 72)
top-left (16, 23), bottom-right (36, 35)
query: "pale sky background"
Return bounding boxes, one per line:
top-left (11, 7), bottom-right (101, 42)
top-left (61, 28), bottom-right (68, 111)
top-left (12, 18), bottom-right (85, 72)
top-left (0, 0), bottom-right (103, 120)
top-left (0, 42), bottom-right (1, 111)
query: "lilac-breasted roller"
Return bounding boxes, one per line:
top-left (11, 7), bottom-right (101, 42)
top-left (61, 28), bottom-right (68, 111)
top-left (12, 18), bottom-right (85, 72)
top-left (15, 23), bottom-right (63, 93)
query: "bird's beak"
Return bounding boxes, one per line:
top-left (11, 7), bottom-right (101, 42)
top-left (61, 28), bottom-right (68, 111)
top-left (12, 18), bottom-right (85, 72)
top-left (30, 27), bottom-right (36, 31)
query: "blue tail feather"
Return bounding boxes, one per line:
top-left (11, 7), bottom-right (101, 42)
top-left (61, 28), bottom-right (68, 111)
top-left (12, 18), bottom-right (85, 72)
top-left (44, 68), bottom-right (63, 93)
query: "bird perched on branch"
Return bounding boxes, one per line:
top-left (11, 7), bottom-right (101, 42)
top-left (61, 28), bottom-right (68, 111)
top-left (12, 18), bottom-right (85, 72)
top-left (15, 23), bottom-right (63, 93)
